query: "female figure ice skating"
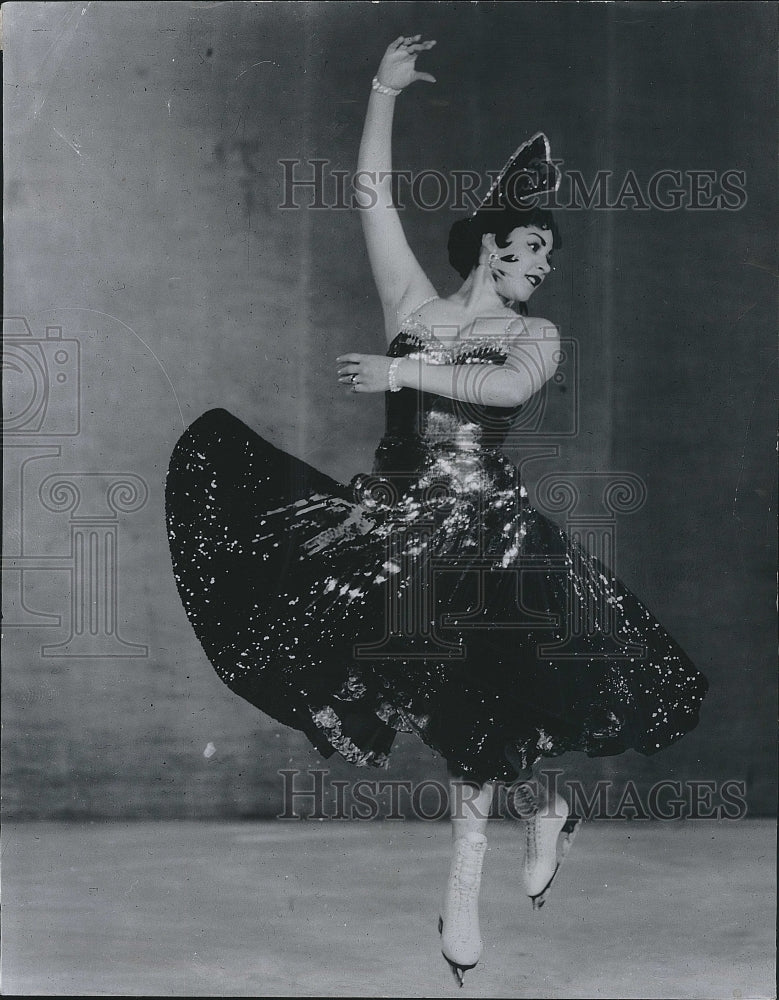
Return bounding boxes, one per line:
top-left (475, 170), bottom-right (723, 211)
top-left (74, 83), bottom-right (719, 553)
top-left (165, 35), bottom-right (707, 986)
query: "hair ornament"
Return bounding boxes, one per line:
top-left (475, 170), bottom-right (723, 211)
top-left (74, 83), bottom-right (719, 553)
top-left (472, 132), bottom-right (561, 217)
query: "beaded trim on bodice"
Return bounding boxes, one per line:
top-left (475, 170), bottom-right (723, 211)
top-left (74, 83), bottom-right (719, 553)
top-left (390, 296), bottom-right (522, 363)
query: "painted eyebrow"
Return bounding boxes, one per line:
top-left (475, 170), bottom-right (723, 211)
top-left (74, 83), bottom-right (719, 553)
top-left (526, 230), bottom-right (550, 248)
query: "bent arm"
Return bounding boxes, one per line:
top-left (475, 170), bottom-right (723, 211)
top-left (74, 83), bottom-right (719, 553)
top-left (393, 321), bottom-right (561, 408)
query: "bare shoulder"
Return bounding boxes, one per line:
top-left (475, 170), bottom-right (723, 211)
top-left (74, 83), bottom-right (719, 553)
top-left (506, 314), bottom-right (559, 341)
top-left (383, 280), bottom-right (439, 340)
top-left (393, 280), bottom-right (439, 323)
top-left (503, 315), bottom-right (560, 382)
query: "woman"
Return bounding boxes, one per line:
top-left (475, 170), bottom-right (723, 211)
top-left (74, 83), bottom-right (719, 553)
top-left (165, 35), bottom-right (708, 986)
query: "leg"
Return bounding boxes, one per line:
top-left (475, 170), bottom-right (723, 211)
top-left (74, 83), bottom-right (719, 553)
top-left (504, 758), bottom-right (580, 910)
top-left (439, 770), bottom-right (492, 985)
top-left (449, 771), bottom-right (494, 842)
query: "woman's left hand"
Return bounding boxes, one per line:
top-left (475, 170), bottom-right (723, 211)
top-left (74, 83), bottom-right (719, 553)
top-left (336, 353), bottom-right (394, 393)
top-left (375, 35), bottom-right (437, 92)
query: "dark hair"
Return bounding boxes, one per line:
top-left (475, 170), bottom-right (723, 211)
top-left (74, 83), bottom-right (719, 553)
top-left (447, 205), bottom-right (562, 281)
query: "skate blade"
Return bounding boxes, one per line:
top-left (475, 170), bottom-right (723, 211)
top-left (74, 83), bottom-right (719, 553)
top-left (530, 816), bottom-right (581, 910)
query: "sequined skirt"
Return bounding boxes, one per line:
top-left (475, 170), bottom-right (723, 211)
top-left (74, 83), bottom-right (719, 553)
top-left (165, 408), bottom-right (708, 782)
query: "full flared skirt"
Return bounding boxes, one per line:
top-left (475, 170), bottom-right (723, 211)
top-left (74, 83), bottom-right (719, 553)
top-left (165, 408), bottom-right (708, 783)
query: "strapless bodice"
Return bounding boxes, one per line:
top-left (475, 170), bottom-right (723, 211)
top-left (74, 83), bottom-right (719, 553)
top-left (367, 322), bottom-right (524, 502)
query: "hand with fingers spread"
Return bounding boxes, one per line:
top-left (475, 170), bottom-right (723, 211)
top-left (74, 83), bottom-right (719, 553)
top-left (336, 353), bottom-right (396, 394)
top-left (375, 34), bottom-right (437, 92)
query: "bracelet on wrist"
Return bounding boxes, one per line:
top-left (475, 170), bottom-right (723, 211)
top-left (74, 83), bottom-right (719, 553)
top-left (372, 76), bottom-right (402, 97)
top-left (387, 357), bottom-right (403, 392)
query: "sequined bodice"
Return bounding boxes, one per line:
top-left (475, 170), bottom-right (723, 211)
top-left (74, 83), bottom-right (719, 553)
top-left (371, 318), bottom-right (523, 498)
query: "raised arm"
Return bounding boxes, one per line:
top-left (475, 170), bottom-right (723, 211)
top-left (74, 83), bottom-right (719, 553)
top-left (356, 36), bottom-right (437, 341)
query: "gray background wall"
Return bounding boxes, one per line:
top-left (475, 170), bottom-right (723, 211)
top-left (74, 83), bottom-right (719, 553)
top-left (3, 1), bottom-right (775, 817)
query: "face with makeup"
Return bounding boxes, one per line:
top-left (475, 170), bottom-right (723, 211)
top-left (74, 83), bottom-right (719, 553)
top-left (484, 226), bottom-right (554, 303)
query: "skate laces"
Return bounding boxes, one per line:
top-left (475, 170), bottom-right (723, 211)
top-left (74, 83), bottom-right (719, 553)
top-left (511, 783), bottom-right (558, 863)
top-left (451, 835), bottom-right (487, 890)
top-left (512, 782), bottom-right (541, 820)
